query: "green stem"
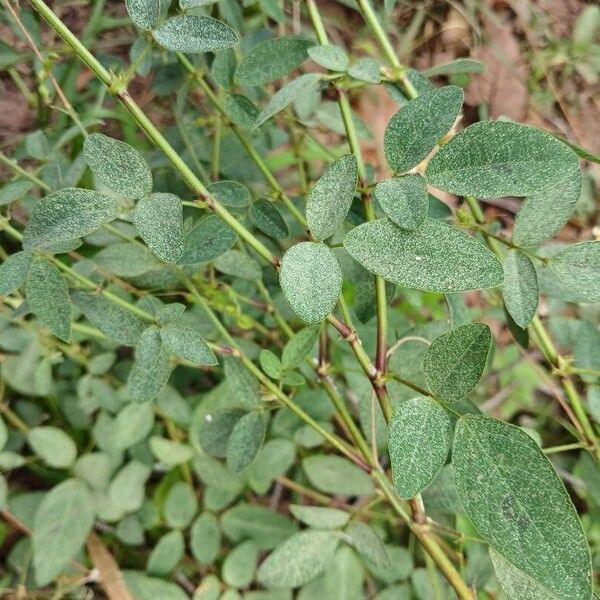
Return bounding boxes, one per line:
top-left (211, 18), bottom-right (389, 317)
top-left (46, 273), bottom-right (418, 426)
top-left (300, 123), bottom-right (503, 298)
top-left (0, 152), bottom-right (50, 191)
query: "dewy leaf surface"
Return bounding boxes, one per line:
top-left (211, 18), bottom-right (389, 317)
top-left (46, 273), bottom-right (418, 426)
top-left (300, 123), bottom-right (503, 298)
top-left (23, 188), bottom-right (120, 249)
top-left (344, 218), bottom-right (503, 293)
top-left (306, 154), bottom-right (357, 240)
top-left (452, 415), bottom-right (592, 600)
top-left (388, 396), bottom-right (453, 498)
top-left (279, 242), bottom-right (342, 323)
top-left (384, 86), bottom-right (463, 173)
top-left (503, 250), bottom-right (539, 328)
top-left (374, 174), bottom-right (429, 231)
top-left (152, 16), bottom-right (238, 54)
top-left (547, 242), bottom-right (600, 303)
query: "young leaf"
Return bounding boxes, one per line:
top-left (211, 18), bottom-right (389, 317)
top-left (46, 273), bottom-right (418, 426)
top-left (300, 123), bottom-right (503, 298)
top-left (384, 86), bottom-right (463, 173)
top-left (373, 174), bottom-right (428, 231)
top-left (281, 326), bottom-right (319, 369)
top-left (453, 415), bottom-right (592, 600)
top-left (249, 198), bottom-right (289, 239)
top-left (388, 396), bottom-right (453, 498)
top-left (424, 323), bottom-right (492, 403)
top-left (190, 513), bottom-right (221, 565)
top-left (289, 505), bottom-right (350, 529)
top-left (32, 479), bottom-right (95, 585)
top-left (27, 427), bottom-right (77, 469)
top-left (423, 58), bottom-right (485, 76)
top-left (26, 258), bottom-right (71, 341)
top-left (344, 218), bottom-right (503, 293)
top-left (127, 327), bottom-right (173, 402)
top-left (84, 133), bottom-right (153, 199)
top-left (254, 73), bottom-right (321, 127)
top-left (308, 44), bottom-right (349, 71)
top-left (23, 188), bottom-right (120, 249)
top-left (0, 251), bottom-right (32, 296)
top-left (306, 154), bottom-right (357, 241)
top-left (178, 215), bottom-right (236, 265)
top-left (425, 121), bottom-right (580, 198)
top-left (160, 323), bottom-right (217, 365)
top-left (302, 455), bottom-right (374, 496)
top-left (125, 0), bottom-right (160, 29)
top-left (257, 530), bottom-right (339, 589)
top-left (152, 16), bottom-right (238, 54)
top-left (548, 242), bottom-right (600, 303)
top-left (226, 411), bottom-right (266, 474)
top-left (0, 180), bottom-right (32, 206)
top-left (502, 250), bottom-right (539, 329)
top-left (134, 193), bottom-right (184, 263)
top-left (259, 349), bottom-right (282, 378)
top-left (279, 242), bottom-right (342, 323)
top-left (235, 37), bottom-right (312, 86)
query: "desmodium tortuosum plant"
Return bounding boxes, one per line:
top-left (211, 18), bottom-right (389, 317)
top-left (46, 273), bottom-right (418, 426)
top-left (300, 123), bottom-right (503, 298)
top-left (0, 0), bottom-right (599, 598)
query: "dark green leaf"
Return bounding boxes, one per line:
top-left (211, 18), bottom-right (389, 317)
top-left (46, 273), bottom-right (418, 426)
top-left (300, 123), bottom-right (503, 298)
top-left (125, 0), bottom-right (160, 29)
top-left (226, 411), bottom-right (266, 473)
top-left (179, 215), bottom-right (236, 265)
top-left (249, 199), bottom-right (289, 239)
top-left (374, 174), bottom-right (428, 231)
top-left (224, 355), bottom-right (261, 408)
top-left (160, 323), bottom-right (217, 365)
top-left (502, 250), bottom-right (538, 328)
top-left (200, 408), bottom-right (247, 458)
top-left (281, 326), bottom-right (319, 369)
top-left (0, 251), bottom-right (32, 296)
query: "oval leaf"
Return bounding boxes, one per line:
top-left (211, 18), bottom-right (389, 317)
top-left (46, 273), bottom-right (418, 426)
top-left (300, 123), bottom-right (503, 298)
top-left (126, 0), bottom-right (159, 29)
top-left (160, 323), bottom-right (217, 365)
top-left (374, 174), bottom-right (428, 231)
top-left (28, 427), bottom-right (77, 469)
top-left (548, 241), bottom-right (600, 304)
top-left (153, 16), bottom-right (238, 54)
top-left (503, 250), bottom-right (539, 329)
top-left (226, 411), bottom-right (265, 473)
top-left (302, 454), bottom-right (374, 496)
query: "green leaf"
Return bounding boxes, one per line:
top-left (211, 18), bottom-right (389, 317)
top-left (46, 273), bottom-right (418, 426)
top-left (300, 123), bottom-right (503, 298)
top-left (0, 416), bottom-right (7, 452)
top-left (548, 242), bottom-right (600, 303)
top-left (134, 193), bottom-right (184, 263)
top-left (94, 243), bottom-right (159, 277)
top-left (226, 411), bottom-right (265, 473)
top-left (222, 540), bottom-right (259, 588)
top-left (27, 427), bottom-right (77, 469)
top-left (26, 258), bottom-right (71, 341)
top-left (308, 44), bottom-right (349, 71)
top-left (423, 58), bottom-right (485, 77)
top-left (384, 86), bottom-right (463, 172)
top-left (164, 481), bottom-right (198, 528)
top-left (247, 438), bottom-right (296, 494)
top-left (160, 323), bottom-right (217, 365)
top-left (348, 58), bottom-right (381, 83)
top-left (344, 521), bottom-right (390, 567)
top-left (257, 530), bottom-right (339, 589)
top-left (109, 460), bottom-right (151, 512)
top-left (207, 180), bottom-right (251, 208)
top-left (84, 133), bottom-right (152, 199)
top-left (574, 321), bottom-right (600, 384)
top-left (255, 73), bottom-right (322, 127)
top-left (149, 436), bottom-right (193, 466)
top-left (32, 479), bottom-right (95, 585)
top-left (125, 0), bottom-right (160, 29)
top-left (281, 326), bottom-right (319, 369)
top-left (147, 530), bottom-right (184, 576)
top-left (71, 290), bottom-right (145, 345)
top-left (224, 355), bottom-right (261, 408)
top-left (214, 250), bottom-right (261, 280)
top-left (374, 174), bottom-right (428, 231)
top-left (112, 401), bottom-right (155, 451)
top-left (200, 408), bottom-right (247, 458)
top-left (124, 571), bottom-right (188, 600)
top-left (389, 397), bottom-right (453, 498)
top-left (249, 199), bottom-right (289, 239)
top-left (502, 250), bottom-right (538, 328)
top-left (0, 251), bottom-right (32, 296)
top-left (25, 130), bottom-right (49, 160)
top-left (452, 415), bottom-right (592, 600)
top-left (426, 121), bottom-right (580, 198)
top-left (289, 505), bottom-right (349, 529)
top-left (23, 188), bottom-right (120, 249)
top-left (190, 512), bottom-right (221, 565)
top-left (235, 37), bottom-right (312, 86)
top-left (344, 218), bottom-right (503, 293)
top-left (127, 327), bottom-right (173, 402)
top-left (306, 154), bottom-right (357, 240)
top-left (153, 16), bottom-right (238, 54)
top-left (302, 455), bottom-right (374, 496)
top-left (224, 94), bottom-right (259, 129)
top-left (0, 180), bottom-right (32, 206)
top-left (324, 546), bottom-right (365, 600)
top-left (259, 349), bottom-right (282, 378)
top-left (179, 215), bottom-right (236, 265)
top-left (279, 242), bottom-right (342, 323)
top-left (423, 323), bottom-right (492, 403)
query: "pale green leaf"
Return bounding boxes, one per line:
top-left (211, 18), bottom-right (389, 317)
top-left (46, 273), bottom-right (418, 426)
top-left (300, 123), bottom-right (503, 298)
top-left (124, 571), bottom-right (188, 600)
top-left (344, 521), bottom-right (390, 567)
top-left (257, 530), bottom-right (339, 589)
top-left (25, 130), bottom-right (49, 160)
top-left (223, 94), bottom-right (259, 129)
top-left (308, 44), bottom-right (349, 71)
top-left (302, 454), bottom-right (374, 496)
top-left (0, 251), bottom-right (32, 296)
top-left (26, 258), bottom-right (71, 341)
top-left (112, 402), bottom-right (155, 451)
top-left (149, 436), bottom-right (193, 466)
top-left (374, 174), bottom-right (428, 231)
top-left (503, 250), bottom-right (538, 328)
top-left (94, 242), bottom-right (159, 277)
top-left (306, 154), bottom-right (357, 240)
top-left (23, 188), bottom-right (120, 249)
top-left (344, 218), bottom-right (503, 293)
top-left (84, 133), bottom-right (152, 199)
top-left (0, 180), bottom-right (32, 205)
top-left (453, 415), bottom-right (592, 600)
top-left (222, 540), bottom-right (259, 588)
top-left (259, 349), bottom-right (282, 378)
top-left (27, 427), bottom-right (77, 468)
top-left (190, 512), bottom-right (221, 564)
top-left (226, 411), bottom-right (265, 473)
top-left (134, 193), bottom-right (184, 263)
top-left (109, 460), bottom-right (151, 512)
top-left (384, 86), bottom-right (463, 172)
top-left (574, 321), bottom-right (600, 384)
top-left (548, 242), bottom-right (600, 303)
top-left (423, 58), bottom-right (485, 77)
top-left (423, 322), bottom-right (492, 402)
top-left (179, 215), bottom-right (236, 265)
top-left (279, 242), bottom-right (342, 323)
top-left (249, 199), bottom-right (289, 239)
top-left (125, 0), bottom-right (160, 29)
top-left (160, 323), bottom-right (217, 365)
top-left (146, 531), bottom-right (183, 576)
top-left (281, 326), bottom-right (319, 369)
top-left (0, 416), bottom-right (7, 452)
top-left (153, 15), bottom-right (238, 54)
top-left (324, 546), bottom-right (365, 600)
top-left (32, 479), bottom-right (95, 585)
top-left (348, 58), bottom-right (380, 83)
top-left (200, 408), bottom-right (247, 457)
top-left (289, 505), bottom-right (349, 529)
top-left (235, 37), bottom-right (312, 86)
top-left (247, 438), bottom-right (296, 494)
top-left (207, 180), bottom-right (251, 208)
top-left (214, 250), bottom-right (261, 280)
top-left (164, 481), bottom-right (198, 528)
top-left (224, 355), bottom-right (261, 408)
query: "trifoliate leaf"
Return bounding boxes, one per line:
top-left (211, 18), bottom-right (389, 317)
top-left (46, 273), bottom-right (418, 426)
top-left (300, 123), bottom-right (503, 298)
top-left (27, 427), bottom-right (76, 469)
top-left (279, 242), bottom-right (342, 323)
top-left (306, 154), bottom-right (357, 240)
top-left (26, 258), bottom-right (71, 341)
top-left (388, 396), bottom-right (453, 498)
top-left (0, 251), bottom-right (32, 296)
top-left (281, 326), bottom-right (319, 369)
top-left (153, 16), bottom-right (238, 54)
top-left (32, 479), bottom-right (95, 585)
top-left (84, 133), bottom-right (152, 199)
top-left (453, 415), bottom-right (592, 600)
top-left (255, 73), bottom-right (321, 127)
top-left (374, 174), bottom-right (428, 231)
top-left (134, 193), bottom-right (184, 263)
top-left (125, 0), bottom-right (160, 29)
top-left (424, 323), bottom-right (492, 403)
top-left (249, 199), bottom-right (289, 239)
top-left (23, 188), bottom-right (120, 249)
top-left (214, 250), bottom-right (261, 280)
top-left (348, 58), bottom-right (381, 83)
top-left (548, 242), bottom-right (600, 303)
top-left (289, 505), bottom-right (349, 529)
top-left (302, 454), bottom-right (374, 496)
top-left (308, 44), bottom-right (349, 71)
top-left (384, 86), bottom-right (463, 172)
top-left (235, 37), bottom-right (312, 86)
top-left (160, 323), bottom-right (217, 365)
top-left (226, 411), bottom-right (266, 473)
top-left (178, 215), bottom-right (236, 264)
top-left (503, 250), bottom-right (538, 329)
top-left (344, 218), bottom-right (503, 293)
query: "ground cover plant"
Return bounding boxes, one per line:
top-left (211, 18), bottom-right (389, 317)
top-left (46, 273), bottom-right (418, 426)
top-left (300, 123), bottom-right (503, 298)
top-left (0, 0), bottom-right (600, 598)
